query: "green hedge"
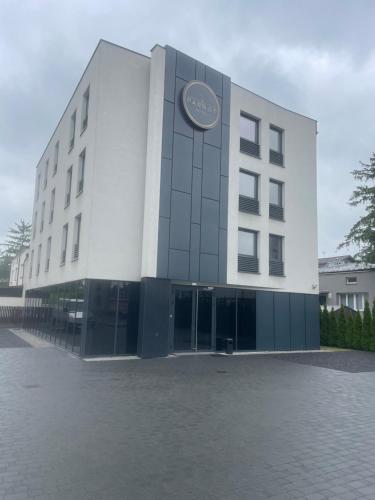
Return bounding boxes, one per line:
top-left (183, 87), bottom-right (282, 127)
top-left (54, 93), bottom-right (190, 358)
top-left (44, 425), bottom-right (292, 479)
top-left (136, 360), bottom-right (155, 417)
top-left (320, 300), bottom-right (375, 351)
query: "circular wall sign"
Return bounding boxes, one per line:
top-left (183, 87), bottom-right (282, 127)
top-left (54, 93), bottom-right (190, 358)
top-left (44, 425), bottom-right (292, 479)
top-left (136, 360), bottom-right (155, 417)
top-left (182, 80), bottom-right (220, 130)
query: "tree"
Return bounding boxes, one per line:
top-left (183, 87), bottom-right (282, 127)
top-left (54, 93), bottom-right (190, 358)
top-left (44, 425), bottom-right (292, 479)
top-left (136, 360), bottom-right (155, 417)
top-left (352, 311), bottom-right (363, 350)
top-left (339, 154), bottom-right (375, 263)
top-left (346, 314), bottom-right (354, 349)
top-left (0, 219), bottom-right (31, 283)
top-left (320, 307), bottom-right (330, 346)
top-left (328, 309), bottom-right (337, 347)
top-left (362, 301), bottom-right (372, 351)
top-left (337, 306), bottom-right (347, 348)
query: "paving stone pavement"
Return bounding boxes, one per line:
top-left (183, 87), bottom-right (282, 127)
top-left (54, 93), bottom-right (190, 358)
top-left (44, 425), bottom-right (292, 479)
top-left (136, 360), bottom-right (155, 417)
top-left (1, 328), bottom-right (375, 499)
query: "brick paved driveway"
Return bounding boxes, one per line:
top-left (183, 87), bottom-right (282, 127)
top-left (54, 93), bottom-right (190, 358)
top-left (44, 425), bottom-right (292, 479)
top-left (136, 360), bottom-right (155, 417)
top-left (1, 328), bottom-right (375, 499)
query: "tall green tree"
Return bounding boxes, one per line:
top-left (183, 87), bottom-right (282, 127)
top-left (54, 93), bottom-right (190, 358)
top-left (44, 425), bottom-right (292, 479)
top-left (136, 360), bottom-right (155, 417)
top-left (337, 306), bottom-right (347, 348)
top-left (339, 154), bottom-right (375, 263)
top-left (0, 219), bottom-right (31, 282)
top-left (352, 311), bottom-right (363, 350)
top-left (320, 307), bottom-right (330, 346)
top-left (346, 313), bottom-right (354, 349)
top-left (328, 309), bottom-right (337, 347)
top-left (361, 301), bottom-right (372, 350)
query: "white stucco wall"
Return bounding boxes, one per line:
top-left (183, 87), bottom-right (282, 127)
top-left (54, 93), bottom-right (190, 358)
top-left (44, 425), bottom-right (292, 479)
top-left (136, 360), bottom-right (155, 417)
top-left (227, 84), bottom-right (318, 294)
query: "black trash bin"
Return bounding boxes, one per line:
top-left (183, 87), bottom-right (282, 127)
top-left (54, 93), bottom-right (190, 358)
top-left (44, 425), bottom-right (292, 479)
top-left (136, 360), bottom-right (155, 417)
top-left (225, 338), bottom-right (233, 355)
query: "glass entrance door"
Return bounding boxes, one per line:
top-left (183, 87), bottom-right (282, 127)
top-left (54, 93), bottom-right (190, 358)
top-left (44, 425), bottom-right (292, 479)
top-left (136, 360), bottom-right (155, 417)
top-left (173, 287), bottom-right (213, 351)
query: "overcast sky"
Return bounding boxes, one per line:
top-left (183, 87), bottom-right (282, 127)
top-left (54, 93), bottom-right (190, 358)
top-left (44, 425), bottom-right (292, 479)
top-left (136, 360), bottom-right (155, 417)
top-left (1, 0), bottom-right (374, 257)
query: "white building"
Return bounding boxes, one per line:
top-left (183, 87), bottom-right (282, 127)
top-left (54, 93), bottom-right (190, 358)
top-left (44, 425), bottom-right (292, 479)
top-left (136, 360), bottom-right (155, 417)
top-left (23, 40), bottom-right (319, 357)
top-left (9, 248), bottom-right (29, 287)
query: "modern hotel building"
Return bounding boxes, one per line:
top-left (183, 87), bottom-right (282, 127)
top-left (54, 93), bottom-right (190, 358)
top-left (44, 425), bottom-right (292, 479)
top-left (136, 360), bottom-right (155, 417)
top-left (22, 40), bottom-right (319, 357)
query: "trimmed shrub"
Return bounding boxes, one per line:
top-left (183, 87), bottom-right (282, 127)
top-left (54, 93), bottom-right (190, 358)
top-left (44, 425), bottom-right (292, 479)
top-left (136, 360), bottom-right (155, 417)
top-left (352, 311), bottom-right (363, 350)
top-left (362, 301), bottom-right (372, 351)
top-left (346, 314), bottom-right (354, 349)
top-left (328, 308), bottom-right (337, 346)
top-left (320, 307), bottom-right (329, 346)
top-left (337, 306), bottom-right (347, 348)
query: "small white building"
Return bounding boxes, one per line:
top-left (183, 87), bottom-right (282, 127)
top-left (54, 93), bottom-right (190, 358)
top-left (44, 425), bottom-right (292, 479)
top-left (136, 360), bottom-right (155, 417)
top-left (22, 40), bottom-right (319, 357)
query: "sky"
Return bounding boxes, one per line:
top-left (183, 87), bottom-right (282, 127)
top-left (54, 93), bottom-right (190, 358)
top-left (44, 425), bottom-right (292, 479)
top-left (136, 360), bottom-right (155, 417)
top-left (1, 0), bottom-right (374, 257)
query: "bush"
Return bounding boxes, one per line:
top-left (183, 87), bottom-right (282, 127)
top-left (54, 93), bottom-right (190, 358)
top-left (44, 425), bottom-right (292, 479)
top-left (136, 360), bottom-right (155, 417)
top-left (362, 301), bottom-right (372, 350)
top-left (320, 307), bottom-right (329, 346)
top-left (328, 309), bottom-right (337, 346)
top-left (352, 311), bottom-right (363, 350)
top-left (337, 306), bottom-right (347, 348)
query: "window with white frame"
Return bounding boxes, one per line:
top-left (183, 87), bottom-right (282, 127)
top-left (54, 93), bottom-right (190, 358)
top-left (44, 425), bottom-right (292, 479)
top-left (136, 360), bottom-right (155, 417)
top-left (53, 141), bottom-right (59, 175)
top-left (337, 293), bottom-right (368, 311)
top-left (61, 224), bottom-right (68, 265)
top-left (81, 87), bottom-right (89, 132)
top-left (45, 237), bottom-right (51, 272)
top-left (43, 160), bottom-right (49, 189)
top-left (77, 149), bottom-right (85, 195)
top-left (69, 110), bottom-right (76, 151)
top-left (72, 214), bottom-right (81, 261)
top-left (49, 188), bottom-right (55, 223)
top-left (65, 167), bottom-right (72, 207)
top-left (346, 276), bottom-right (358, 285)
top-left (36, 244), bottom-right (41, 276)
top-left (40, 201), bottom-right (45, 233)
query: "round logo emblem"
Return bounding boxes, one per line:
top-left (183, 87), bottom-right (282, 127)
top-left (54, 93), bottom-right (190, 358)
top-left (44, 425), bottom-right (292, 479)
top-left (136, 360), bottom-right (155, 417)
top-left (182, 80), bottom-right (220, 130)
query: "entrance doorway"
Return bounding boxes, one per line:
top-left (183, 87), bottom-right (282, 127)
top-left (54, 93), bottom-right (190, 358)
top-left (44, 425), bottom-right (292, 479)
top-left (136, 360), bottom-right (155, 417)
top-left (173, 287), bottom-right (214, 351)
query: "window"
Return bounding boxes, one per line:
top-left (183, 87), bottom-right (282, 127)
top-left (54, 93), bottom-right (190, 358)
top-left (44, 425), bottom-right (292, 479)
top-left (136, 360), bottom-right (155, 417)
top-left (43, 160), bottom-right (49, 189)
top-left (269, 180), bottom-right (284, 220)
top-left (36, 172), bottom-right (41, 201)
top-left (65, 167), bottom-right (72, 207)
top-left (53, 142), bottom-right (59, 175)
top-left (36, 244), bottom-right (41, 277)
top-left (45, 237), bottom-right (51, 272)
top-left (238, 228), bottom-right (259, 273)
top-left (240, 113), bottom-right (260, 157)
top-left (269, 234), bottom-right (284, 276)
top-left (69, 110), bottom-right (76, 151)
top-left (77, 149), bottom-right (85, 195)
top-left (33, 211), bottom-right (37, 239)
top-left (81, 87), bottom-right (89, 132)
top-left (269, 126), bottom-right (283, 166)
top-left (40, 201), bottom-right (45, 232)
top-left (337, 293), bottom-right (368, 311)
top-left (72, 214), bottom-right (81, 260)
top-left (239, 170), bottom-right (259, 214)
top-left (49, 189), bottom-right (55, 223)
top-left (61, 224), bottom-right (68, 265)
top-left (29, 250), bottom-right (34, 278)
top-left (346, 276), bottom-right (358, 285)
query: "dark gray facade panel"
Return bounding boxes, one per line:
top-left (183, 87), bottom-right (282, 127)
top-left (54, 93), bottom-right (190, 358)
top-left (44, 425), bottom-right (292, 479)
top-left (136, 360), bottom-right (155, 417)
top-left (137, 278), bottom-right (171, 358)
top-left (200, 198), bottom-right (219, 255)
top-left (200, 253), bottom-right (218, 283)
top-left (290, 293), bottom-right (306, 349)
top-left (159, 158), bottom-right (172, 218)
top-left (164, 47), bottom-right (176, 102)
top-left (176, 51), bottom-right (196, 81)
top-left (256, 291), bottom-right (274, 350)
top-left (221, 125), bottom-right (230, 177)
top-left (219, 229), bottom-right (227, 283)
top-left (274, 293), bottom-right (291, 350)
top-left (195, 61), bottom-right (205, 81)
top-left (203, 110), bottom-right (222, 148)
top-left (202, 145), bottom-right (220, 200)
top-left (157, 217), bottom-right (170, 278)
top-left (219, 177), bottom-right (228, 229)
top-left (169, 190), bottom-right (191, 251)
top-left (222, 76), bottom-right (231, 126)
top-left (162, 100), bottom-right (174, 160)
top-left (191, 168), bottom-right (202, 224)
top-left (189, 223), bottom-right (200, 281)
top-left (205, 66), bottom-right (223, 96)
top-left (193, 130), bottom-right (203, 168)
top-left (305, 294), bottom-right (320, 350)
top-left (174, 78), bottom-right (194, 138)
top-left (169, 249), bottom-right (189, 280)
top-left (172, 134), bottom-right (193, 193)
